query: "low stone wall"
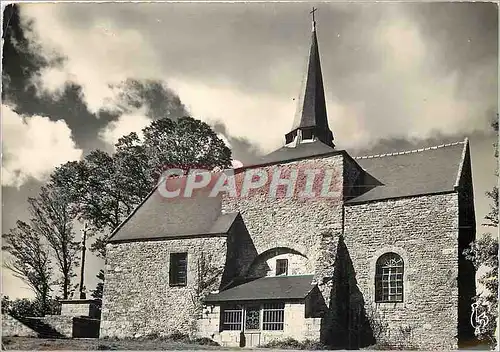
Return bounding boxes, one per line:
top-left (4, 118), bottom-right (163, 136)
top-left (1, 314), bottom-right (37, 337)
top-left (41, 316), bottom-right (74, 337)
top-left (22, 315), bottom-right (74, 338)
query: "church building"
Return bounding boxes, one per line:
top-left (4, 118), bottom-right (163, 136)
top-left (99, 12), bottom-right (476, 350)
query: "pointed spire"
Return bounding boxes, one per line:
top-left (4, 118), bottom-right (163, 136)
top-left (285, 8), bottom-right (335, 148)
top-left (311, 6), bottom-right (317, 31)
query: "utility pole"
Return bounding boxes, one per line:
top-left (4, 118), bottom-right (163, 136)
top-left (79, 223), bottom-right (87, 299)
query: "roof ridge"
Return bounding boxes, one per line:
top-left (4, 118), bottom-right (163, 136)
top-left (354, 140), bottom-right (465, 160)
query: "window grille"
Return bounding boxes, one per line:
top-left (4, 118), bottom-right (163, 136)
top-left (245, 306), bottom-right (261, 330)
top-left (169, 253), bottom-right (187, 286)
top-left (221, 302), bottom-right (286, 332)
top-left (262, 303), bottom-right (285, 331)
top-left (375, 253), bottom-right (403, 303)
top-left (222, 305), bottom-right (242, 331)
top-left (276, 259), bottom-right (289, 276)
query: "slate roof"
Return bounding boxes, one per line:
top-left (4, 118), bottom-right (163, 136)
top-left (259, 140), bottom-right (338, 165)
top-left (107, 139), bottom-right (468, 242)
top-left (346, 140), bottom-right (467, 204)
top-left (203, 275), bottom-right (315, 303)
top-left (291, 24), bottom-right (331, 134)
top-left (107, 176), bottom-right (239, 243)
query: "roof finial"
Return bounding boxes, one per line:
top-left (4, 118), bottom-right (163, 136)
top-left (310, 7), bottom-right (317, 31)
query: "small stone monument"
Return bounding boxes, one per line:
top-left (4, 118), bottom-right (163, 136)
top-left (59, 298), bottom-right (101, 319)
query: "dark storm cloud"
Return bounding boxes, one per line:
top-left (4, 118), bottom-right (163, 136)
top-left (2, 5), bottom-right (188, 155)
top-left (211, 121), bottom-right (262, 164)
top-left (39, 2), bottom-right (497, 94)
top-left (23, 1), bottom-right (496, 151)
top-left (109, 79), bottom-right (188, 120)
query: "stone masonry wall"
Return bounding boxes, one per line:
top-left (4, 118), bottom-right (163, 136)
top-left (1, 314), bottom-right (37, 337)
top-left (38, 316), bottom-right (74, 337)
top-left (219, 154), bottom-right (348, 344)
top-left (100, 236), bottom-right (229, 339)
top-left (344, 193), bottom-right (460, 350)
top-left (222, 155), bottom-right (346, 285)
top-left (198, 303), bottom-right (321, 347)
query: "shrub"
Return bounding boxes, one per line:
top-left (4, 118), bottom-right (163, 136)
top-left (166, 331), bottom-right (190, 342)
top-left (1, 296), bottom-right (61, 317)
top-left (191, 337), bottom-right (220, 346)
top-left (301, 339), bottom-right (328, 350)
top-left (140, 332), bottom-right (161, 340)
top-left (260, 337), bottom-right (327, 350)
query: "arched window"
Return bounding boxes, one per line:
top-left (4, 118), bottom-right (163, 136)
top-left (375, 253), bottom-right (404, 303)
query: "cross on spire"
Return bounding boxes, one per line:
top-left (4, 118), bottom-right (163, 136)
top-left (310, 7), bottom-right (317, 30)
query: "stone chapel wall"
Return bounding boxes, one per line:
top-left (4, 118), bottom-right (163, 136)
top-left (344, 192), bottom-right (460, 350)
top-left (222, 154), bottom-right (348, 282)
top-left (100, 236), bottom-right (229, 339)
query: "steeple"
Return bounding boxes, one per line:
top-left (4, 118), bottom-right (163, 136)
top-left (285, 8), bottom-right (335, 148)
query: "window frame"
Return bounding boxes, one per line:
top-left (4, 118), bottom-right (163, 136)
top-left (169, 252), bottom-right (188, 287)
top-left (375, 252), bottom-right (404, 303)
top-left (221, 304), bottom-right (243, 331)
top-left (220, 302), bottom-right (286, 332)
top-left (275, 259), bottom-right (289, 276)
top-left (262, 302), bottom-right (285, 331)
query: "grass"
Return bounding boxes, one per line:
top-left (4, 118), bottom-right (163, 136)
top-left (1, 336), bottom-right (231, 350)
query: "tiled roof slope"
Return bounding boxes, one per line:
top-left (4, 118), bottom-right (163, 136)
top-left (346, 140), bottom-right (468, 204)
top-left (203, 275), bottom-right (315, 303)
top-left (108, 177), bottom-right (239, 243)
top-left (260, 140), bottom-right (337, 165)
top-left (107, 140), bottom-right (468, 241)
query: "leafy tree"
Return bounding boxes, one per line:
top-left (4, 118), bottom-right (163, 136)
top-left (464, 118), bottom-right (499, 346)
top-left (2, 296), bottom-right (12, 314)
top-left (46, 297), bottom-right (62, 315)
top-left (28, 186), bottom-right (80, 299)
top-left (484, 118), bottom-right (499, 229)
top-left (2, 221), bottom-right (52, 313)
top-left (91, 270), bottom-right (105, 302)
top-left (88, 270), bottom-right (105, 317)
top-left (50, 116), bottom-right (232, 257)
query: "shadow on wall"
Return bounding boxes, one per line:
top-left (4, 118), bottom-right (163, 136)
top-left (321, 235), bottom-right (376, 349)
top-left (220, 215), bottom-right (260, 291)
top-left (245, 247), bottom-right (308, 278)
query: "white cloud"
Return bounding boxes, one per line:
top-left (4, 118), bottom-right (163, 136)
top-left (23, 4), bottom-right (161, 114)
top-left (98, 107), bottom-right (152, 147)
top-left (169, 78), bottom-right (292, 153)
top-left (1, 105), bottom-right (83, 188)
top-left (329, 9), bottom-right (492, 148)
top-left (20, 3), bottom-right (495, 153)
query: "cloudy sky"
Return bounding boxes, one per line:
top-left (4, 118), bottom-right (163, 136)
top-left (2, 1), bottom-right (498, 298)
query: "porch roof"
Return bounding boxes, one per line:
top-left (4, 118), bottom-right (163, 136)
top-left (203, 275), bottom-right (315, 303)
